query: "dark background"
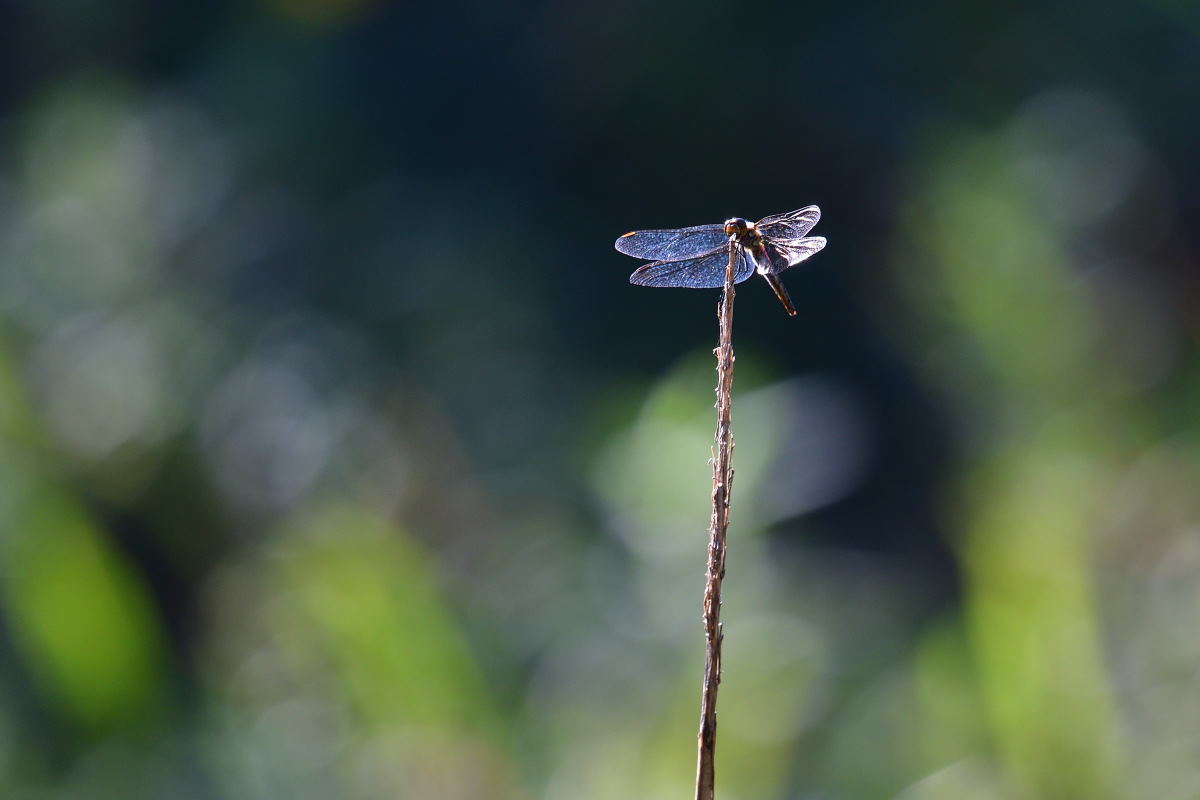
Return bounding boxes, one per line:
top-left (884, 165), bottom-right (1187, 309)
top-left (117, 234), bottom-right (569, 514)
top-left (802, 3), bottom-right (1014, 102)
top-left (0, 1), bottom-right (1196, 798)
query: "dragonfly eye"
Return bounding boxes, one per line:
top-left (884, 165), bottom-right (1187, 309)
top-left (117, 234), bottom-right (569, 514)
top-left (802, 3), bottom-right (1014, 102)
top-left (723, 218), bottom-right (748, 236)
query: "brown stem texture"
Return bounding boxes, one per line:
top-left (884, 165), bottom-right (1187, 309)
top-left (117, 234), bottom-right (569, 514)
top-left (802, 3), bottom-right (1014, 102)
top-left (695, 241), bottom-right (737, 800)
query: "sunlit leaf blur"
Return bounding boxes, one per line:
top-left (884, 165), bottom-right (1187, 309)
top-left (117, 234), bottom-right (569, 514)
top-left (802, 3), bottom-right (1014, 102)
top-left (0, 3), bottom-right (1197, 798)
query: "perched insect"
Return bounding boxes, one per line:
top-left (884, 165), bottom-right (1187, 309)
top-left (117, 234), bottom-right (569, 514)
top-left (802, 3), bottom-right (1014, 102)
top-left (615, 206), bottom-right (827, 316)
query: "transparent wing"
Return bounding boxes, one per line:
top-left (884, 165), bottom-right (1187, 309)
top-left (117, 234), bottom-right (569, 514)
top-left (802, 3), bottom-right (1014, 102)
top-left (755, 205), bottom-right (821, 241)
top-left (766, 236), bottom-right (827, 273)
top-left (615, 224), bottom-right (728, 260)
top-left (629, 246), bottom-right (755, 288)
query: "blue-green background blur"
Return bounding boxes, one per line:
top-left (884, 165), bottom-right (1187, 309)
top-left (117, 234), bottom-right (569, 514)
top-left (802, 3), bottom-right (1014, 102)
top-left (1, 1), bottom-right (1198, 798)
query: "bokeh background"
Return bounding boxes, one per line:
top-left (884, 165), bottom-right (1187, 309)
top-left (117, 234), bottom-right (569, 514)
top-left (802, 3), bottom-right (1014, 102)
top-left (0, 1), bottom-right (1198, 798)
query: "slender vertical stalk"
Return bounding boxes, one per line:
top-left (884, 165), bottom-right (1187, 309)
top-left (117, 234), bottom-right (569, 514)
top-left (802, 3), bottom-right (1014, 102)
top-left (695, 242), bottom-right (737, 800)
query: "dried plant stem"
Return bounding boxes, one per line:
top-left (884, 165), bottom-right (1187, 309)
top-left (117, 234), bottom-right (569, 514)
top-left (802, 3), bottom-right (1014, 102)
top-left (695, 242), bottom-right (737, 800)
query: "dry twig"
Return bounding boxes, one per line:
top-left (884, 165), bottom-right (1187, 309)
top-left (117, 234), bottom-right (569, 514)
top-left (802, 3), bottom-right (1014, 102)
top-left (694, 241), bottom-right (738, 800)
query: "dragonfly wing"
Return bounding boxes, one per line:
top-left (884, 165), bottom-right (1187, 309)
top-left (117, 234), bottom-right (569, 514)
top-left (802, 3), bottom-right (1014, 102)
top-left (766, 236), bottom-right (827, 272)
top-left (629, 246), bottom-right (755, 288)
top-left (615, 224), bottom-right (728, 260)
top-left (756, 205), bottom-right (821, 241)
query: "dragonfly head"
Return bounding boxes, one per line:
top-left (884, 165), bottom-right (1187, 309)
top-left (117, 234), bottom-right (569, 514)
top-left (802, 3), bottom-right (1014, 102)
top-left (723, 217), bottom-right (750, 237)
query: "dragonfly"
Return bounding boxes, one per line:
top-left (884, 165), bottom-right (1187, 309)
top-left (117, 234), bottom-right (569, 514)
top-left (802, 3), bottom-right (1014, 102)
top-left (615, 205), bottom-right (827, 316)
